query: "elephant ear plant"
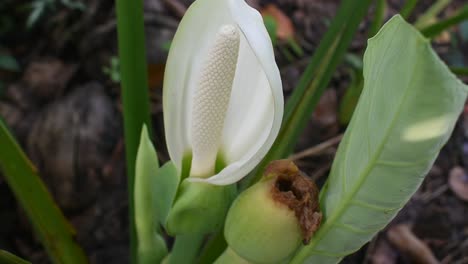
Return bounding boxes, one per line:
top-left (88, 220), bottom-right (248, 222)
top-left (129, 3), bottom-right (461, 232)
top-left (132, 2), bottom-right (468, 264)
top-left (0, 0), bottom-right (465, 263)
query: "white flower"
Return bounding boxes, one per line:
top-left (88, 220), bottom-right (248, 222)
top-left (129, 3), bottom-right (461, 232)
top-left (163, 0), bottom-right (283, 185)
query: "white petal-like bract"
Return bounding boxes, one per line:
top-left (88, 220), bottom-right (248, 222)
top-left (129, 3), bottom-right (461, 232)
top-left (163, 0), bottom-right (283, 185)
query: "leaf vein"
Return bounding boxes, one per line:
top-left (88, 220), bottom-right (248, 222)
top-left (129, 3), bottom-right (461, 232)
top-left (333, 222), bottom-right (378, 234)
top-left (350, 199), bottom-right (399, 212)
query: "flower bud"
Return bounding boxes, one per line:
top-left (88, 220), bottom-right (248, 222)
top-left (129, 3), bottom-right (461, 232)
top-left (224, 160), bottom-right (322, 263)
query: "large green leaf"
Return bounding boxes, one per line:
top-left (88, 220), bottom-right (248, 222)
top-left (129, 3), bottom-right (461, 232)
top-left (291, 15), bottom-right (468, 264)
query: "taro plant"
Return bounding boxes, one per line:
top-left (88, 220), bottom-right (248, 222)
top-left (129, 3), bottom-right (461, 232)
top-left (0, 0), bottom-right (467, 263)
top-left (132, 0), bottom-right (468, 262)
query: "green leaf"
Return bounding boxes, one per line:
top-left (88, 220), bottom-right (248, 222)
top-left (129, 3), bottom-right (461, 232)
top-left (134, 125), bottom-right (167, 264)
top-left (451, 66), bottom-right (468, 76)
top-left (0, 250), bottom-right (31, 264)
top-left (414, 0), bottom-right (452, 29)
top-left (338, 68), bottom-right (363, 125)
top-left (368, 0), bottom-right (387, 38)
top-left (0, 119), bottom-right (87, 264)
top-left (263, 15), bottom-right (278, 45)
top-left (400, 0), bottom-right (419, 19)
top-left (116, 0), bottom-right (153, 259)
top-left (420, 4), bottom-right (468, 38)
top-left (153, 160), bottom-right (179, 226)
top-left (166, 181), bottom-right (236, 235)
top-left (291, 15), bottom-right (468, 264)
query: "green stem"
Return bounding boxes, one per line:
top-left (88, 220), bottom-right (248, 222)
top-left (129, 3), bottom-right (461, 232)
top-left (400, 0), bottom-right (419, 19)
top-left (115, 0), bottom-right (152, 262)
top-left (420, 4), bottom-right (468, 38)
top-left (241, 0), bottom-right (372, 189)
top-left (169, 234), bottom-right (205, 264)
top-left (198, 231), bottom-right (228, 264)
top-left (0, 120), bottom-right (87, 264)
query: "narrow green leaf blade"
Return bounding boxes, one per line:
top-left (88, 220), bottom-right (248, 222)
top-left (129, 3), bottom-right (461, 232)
top-left (400, 0), bottom-right (419, 19)
top-left (420, 4), bottom-right (468, 38)
top-left (134, 126), bottom-right (167, 263)
top-left (291, 15), bottom-right (468, 264)
top-left (0, 120), bottom-right (87, 264)
top-left (414, 0), bottom-right (452, 29)
top-left (115, 0), bottom-right (153, 259)
top-left (0, 250), bottom-right (31, 264)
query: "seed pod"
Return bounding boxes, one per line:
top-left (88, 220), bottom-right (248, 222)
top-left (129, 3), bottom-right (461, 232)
top-left (224, 160), bottom-right (322, 263)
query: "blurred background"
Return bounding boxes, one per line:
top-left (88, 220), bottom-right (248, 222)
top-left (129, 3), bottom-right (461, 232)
top-left (0, 0), bottom-right (467, 263)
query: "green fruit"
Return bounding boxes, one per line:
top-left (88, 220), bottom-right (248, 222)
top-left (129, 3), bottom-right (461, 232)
top-left (224, 160), bottom-right (322, 264)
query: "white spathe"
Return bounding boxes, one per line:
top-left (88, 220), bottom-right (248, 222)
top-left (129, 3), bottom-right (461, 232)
top-left (163, 0), bottom-right (284, 185)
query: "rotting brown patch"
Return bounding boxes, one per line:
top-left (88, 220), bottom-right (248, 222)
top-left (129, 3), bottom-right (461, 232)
top-left (267, 159), bottom-right (322, 244)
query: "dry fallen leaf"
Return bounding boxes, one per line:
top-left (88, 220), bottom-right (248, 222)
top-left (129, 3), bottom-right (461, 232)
top-left (448, 166), bottom-right (468, 201)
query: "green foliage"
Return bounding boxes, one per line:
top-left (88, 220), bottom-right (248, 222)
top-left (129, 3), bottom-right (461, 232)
top-left (263, 15), bottom-right (278, 45)
top-left (168, 234), bottom-right (205, 264)
top-left (420, 4), bottom-right (468, 38)
top-left (134, 126), bottom-right (168, 264)
top-left (369, 0), bottom-right (387, 38)
top-left (338, 67), bottom-right (363, 125)
top-left (291, 15), bottom-right (468, 263)
top-left (166, 181), bottom-right (236, 235)
top-left (0, 119), bottom-right (87, 264)
top-left (451, 66), bottom-right (468, 76)
top-left (115, 0), bottom-right (152, 260)
top-left (153, 161), bottom-right (179, 226)
top-left (0, 250), bottom-right (31, 264)
top-left (400, 0), bottom-right (419, 19)
top-left (414, 0), bottom-right (452, 29)
top-left (103, 56), bottom-right (121, 83)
